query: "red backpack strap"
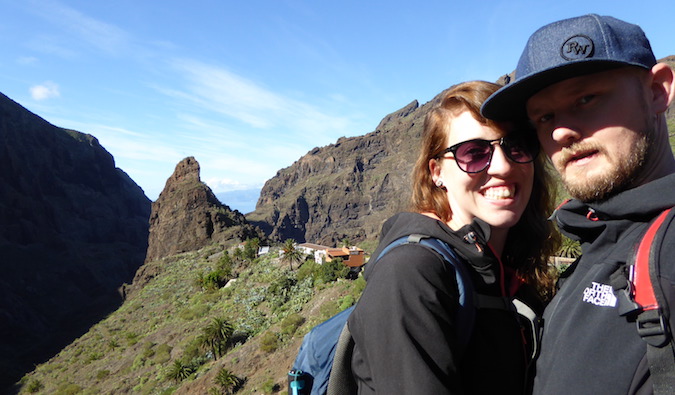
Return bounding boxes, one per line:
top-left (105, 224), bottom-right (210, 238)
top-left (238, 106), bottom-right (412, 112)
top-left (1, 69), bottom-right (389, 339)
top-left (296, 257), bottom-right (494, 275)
top-left (632, 209), bottom-right (672, 312)
top-left (631, 208), bottom-right (675, 395)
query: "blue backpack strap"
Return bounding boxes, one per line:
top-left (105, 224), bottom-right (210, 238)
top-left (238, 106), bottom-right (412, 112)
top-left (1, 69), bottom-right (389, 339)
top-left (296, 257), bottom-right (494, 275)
top-left (372, 234), bottom-right (476, 357)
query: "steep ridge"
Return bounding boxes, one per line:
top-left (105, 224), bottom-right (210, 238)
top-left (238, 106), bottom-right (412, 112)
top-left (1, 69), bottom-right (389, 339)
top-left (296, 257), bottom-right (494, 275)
top-left (143, 156), bottom-right (265, 265)
top-left (0, 92), bottom-right (151, 388)
top-left (246, 97), bottom-right (435, 246)
top-left (247, 57), bottom-right (675, 246)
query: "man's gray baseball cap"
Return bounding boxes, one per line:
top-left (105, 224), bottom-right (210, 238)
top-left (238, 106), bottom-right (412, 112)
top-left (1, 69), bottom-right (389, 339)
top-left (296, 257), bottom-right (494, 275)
top-left (481, 14), bottom-right (656, 121)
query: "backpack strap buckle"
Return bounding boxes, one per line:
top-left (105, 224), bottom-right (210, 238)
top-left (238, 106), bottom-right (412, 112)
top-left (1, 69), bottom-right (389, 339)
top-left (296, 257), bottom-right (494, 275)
top-left (637, 309), bottom-right (670, 347)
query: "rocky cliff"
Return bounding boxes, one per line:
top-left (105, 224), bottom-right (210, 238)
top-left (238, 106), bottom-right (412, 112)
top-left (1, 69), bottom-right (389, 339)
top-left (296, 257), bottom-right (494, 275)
top-left (246, 98), bottom-right (433, 246)
top-left (247, 57), bottom-right (675, 247)
top-left (0, 92), bottom-right (151, 387)
top-left (143, 157), bottom-right (264, 264)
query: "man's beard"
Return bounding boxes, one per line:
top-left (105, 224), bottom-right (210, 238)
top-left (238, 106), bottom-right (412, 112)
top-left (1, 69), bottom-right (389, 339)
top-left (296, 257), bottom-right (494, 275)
top-left (557, 134), bottom-right (649, 202)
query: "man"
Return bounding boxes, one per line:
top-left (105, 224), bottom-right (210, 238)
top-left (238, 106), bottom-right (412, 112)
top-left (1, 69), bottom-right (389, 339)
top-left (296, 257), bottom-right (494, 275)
top-left (481, 14), bottom-right (675, 395)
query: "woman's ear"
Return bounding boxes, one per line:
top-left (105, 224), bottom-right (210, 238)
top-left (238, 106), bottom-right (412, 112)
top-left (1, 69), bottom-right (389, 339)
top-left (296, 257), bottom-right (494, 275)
top-left (429, 158), bottom-right (442, 184)
top-left (649, 63), bottom-right (675, 114)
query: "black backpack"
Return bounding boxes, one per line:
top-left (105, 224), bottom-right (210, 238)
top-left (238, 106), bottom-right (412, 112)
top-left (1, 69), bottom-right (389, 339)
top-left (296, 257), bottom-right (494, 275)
top-left (288, 234), bottom-right (540, 395)
top-left (611, 208), bottom-right (675, 395)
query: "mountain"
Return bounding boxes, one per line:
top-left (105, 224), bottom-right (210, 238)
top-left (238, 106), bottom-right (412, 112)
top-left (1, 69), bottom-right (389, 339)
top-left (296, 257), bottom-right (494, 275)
top-left (0, 92), bottom-right (151, 388)
top-left (5, 56), bottom-right (675, 392)
top-left (246, 99), bottom-right (428, 246)
top-left (247, 56), bottom-right (675, 246)
top-left (134, 157), bottom-right (266, 294)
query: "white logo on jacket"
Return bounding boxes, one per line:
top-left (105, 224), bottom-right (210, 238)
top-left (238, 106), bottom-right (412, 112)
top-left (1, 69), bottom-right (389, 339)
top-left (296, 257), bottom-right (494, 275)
top-left (582, 282), bottom-right (617, 307)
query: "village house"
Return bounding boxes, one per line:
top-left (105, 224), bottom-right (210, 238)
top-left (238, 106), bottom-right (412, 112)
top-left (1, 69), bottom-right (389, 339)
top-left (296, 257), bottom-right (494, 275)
top-left (297, 243), bottom-right (365, 267)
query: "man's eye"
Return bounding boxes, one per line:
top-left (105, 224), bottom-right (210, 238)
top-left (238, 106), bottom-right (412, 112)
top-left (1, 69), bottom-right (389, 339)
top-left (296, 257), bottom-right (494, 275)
top-left (538, 114), bottom-right (553, 124)
top-left (578, 95), bottom-right (595, 105)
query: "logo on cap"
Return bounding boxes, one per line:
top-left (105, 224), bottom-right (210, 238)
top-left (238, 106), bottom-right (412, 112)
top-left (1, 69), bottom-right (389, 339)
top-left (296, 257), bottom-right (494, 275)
top-left (561, 35), bottom-right (594, 61)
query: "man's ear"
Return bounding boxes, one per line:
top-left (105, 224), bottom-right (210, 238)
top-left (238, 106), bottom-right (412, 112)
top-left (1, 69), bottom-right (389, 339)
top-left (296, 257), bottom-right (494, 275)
top-left (650, 63), bottom-right (675, 114)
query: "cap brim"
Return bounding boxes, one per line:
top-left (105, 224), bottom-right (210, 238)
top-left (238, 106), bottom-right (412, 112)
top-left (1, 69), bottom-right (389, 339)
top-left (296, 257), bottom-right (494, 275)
top-left (481, 60), bottom-right (635, 121)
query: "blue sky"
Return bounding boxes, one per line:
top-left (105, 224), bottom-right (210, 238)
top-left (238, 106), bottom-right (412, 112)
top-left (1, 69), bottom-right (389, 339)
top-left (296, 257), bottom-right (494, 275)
top-left (1, 1), bottom-right (673, 210)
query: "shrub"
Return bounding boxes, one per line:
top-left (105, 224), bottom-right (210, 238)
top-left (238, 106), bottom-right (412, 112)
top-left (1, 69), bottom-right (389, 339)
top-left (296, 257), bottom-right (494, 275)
top-left (259, 331), bottom-right (279, 353)
top-left (107, 339), bottom-right (120, 350)
top-left (296, 260), bottom-right (320, 284)
top-left (87, 351), bottom-right (104, 362)
top-left (154, 343), bottom-right (172, 364)
top-left (268, 273), bottom-right (298, 308)
top-left (318, 258), bottom-right (350, 283)
top-left (261, 378), bottom-right (279, 394)
top-left (351, 276), bottom-right (366, 298)
top-left (25, 379), bottom-right (44, 393)
top-left (96, 369), bottom-right (110, 380)
top-left (338, 294), bottom-right (355, 311)
top-left (319, 300), bottom-right (341, 320)
top-left (56, 383), bottom-right (83, 395)
top-left (243, 238), bottom-right (260, 260)
top-left (198, 268), bottom-right (231, 291)
top-left (125, 332), bottom-right (140, 346)
top-left (280, 314), bottom-right (305, 337)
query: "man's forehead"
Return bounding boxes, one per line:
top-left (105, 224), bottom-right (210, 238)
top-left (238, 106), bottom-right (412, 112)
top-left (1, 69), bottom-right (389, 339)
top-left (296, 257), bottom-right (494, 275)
top-left (525, 68), bottom-right (629, 111)
top-left (525, 75), bottom-right (590, 112)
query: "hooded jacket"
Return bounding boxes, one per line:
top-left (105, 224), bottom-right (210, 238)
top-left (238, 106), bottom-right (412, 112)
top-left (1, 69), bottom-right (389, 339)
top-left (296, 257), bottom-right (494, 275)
top-left (533, 173), bottom-right (675, 395)
top-left (348, 212), bottom-right (540, 394)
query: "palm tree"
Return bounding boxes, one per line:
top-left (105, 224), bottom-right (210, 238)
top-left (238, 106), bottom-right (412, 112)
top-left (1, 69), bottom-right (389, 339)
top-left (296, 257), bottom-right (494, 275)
top-left (166, 360), bottom-right (194, 383)
top-left (214, 368), bottom-right (243, 394)
top-left (198, 317), bottom-right (234, 359)
top-left (282, 239), bottom-right (303, 270)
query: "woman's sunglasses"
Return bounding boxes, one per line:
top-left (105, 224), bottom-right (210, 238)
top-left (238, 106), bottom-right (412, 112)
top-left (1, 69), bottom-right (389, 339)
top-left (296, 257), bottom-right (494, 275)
top-left (437, 136), bottom-right (538, 174)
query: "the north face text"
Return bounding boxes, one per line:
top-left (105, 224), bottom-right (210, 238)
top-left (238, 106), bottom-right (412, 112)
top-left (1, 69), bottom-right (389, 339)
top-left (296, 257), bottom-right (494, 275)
top-left (582, 282), bottom-right (617, 307)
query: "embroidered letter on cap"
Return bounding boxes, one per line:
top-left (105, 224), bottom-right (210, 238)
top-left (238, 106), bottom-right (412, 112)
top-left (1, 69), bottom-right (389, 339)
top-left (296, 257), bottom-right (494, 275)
top-left (561, 35), bottom-right (594, 60)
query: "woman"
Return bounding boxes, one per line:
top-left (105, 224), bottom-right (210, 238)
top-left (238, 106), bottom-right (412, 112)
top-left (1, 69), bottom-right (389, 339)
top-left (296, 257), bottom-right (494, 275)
top-left (347, 81), bottom-right (560, 394)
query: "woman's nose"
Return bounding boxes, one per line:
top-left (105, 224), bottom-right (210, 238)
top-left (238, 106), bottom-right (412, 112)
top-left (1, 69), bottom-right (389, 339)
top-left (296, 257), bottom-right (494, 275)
top-left (486, 144), bottom-right (513, 175)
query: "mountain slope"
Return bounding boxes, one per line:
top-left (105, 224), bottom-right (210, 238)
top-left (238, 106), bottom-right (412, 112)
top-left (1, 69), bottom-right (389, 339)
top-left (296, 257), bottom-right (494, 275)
top-left (0, 92), bottom-right (151, 388)
top-left (15, 245), bottom-right (363, 394)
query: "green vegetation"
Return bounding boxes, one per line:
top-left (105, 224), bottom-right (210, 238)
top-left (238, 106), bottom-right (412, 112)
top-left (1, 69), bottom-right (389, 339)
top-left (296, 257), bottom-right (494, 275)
top-left (18, 240), bottom-right (363, 393)
top-left (213, 367), bottom-right (244, 394)
top-left (198, 317), bottom-right (235, 359)
top-left (165, 360), bottom-right (194, 383)
top-left (557, 236), bottom-right (582, 259)
top-left (281, 239), bottom-right (304, 270)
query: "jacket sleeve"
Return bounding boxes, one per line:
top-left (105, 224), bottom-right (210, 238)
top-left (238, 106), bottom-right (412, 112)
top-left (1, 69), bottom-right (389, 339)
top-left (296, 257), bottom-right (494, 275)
top-left (349, 244), bottom-right (463, 394)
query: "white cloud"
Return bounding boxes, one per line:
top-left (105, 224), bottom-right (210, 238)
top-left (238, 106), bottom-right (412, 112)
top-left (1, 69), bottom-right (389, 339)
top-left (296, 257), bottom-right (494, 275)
top-left (166, 58), bottom-right (355, 140)
top-left (204, 177), bottom-right (262, 192)
top-left (27, 0), bottom-right (131, 56)
top-left (30, 82), bottom-right (60, 101)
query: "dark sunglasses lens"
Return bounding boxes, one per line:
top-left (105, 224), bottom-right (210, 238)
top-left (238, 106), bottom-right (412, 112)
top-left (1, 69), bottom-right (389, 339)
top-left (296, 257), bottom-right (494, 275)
top-left (503, 139), bottom-right (536, 163)
top-left (454, 141), bottom-right (492, 173)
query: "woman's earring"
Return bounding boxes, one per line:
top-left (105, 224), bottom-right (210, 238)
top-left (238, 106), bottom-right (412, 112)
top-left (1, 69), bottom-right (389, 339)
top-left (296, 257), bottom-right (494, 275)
top-left (435, 179), bottom-right (444, 188)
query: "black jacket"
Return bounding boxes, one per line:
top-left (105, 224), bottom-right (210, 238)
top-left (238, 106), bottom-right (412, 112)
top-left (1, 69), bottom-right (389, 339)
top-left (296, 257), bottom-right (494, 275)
top-left (533, 173), bottom-right (675, 395)
top-left (348, 212), bottom-right (540, 394)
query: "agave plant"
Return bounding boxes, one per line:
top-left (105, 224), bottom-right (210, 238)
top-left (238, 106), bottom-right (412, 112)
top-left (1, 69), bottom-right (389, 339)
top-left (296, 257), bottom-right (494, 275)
top-left (557, 236), bottom-right (581, 258)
